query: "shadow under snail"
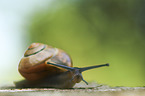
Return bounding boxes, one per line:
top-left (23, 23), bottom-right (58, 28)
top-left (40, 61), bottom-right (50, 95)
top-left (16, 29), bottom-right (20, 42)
top-left (15, 43), bottom-right (109, 88)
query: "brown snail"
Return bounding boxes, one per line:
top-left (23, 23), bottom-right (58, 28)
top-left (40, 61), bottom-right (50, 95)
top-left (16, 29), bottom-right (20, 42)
top-left (15, 43), bottom-right (109, 88)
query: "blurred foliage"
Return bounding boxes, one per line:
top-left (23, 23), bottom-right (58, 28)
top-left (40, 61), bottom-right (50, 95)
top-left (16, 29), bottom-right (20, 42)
top-left (26, 0), bottom-right (145, 87)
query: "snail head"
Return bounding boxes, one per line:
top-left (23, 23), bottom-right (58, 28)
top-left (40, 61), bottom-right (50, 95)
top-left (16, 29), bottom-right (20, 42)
top-left (47, 62), bottom-right (109, 85)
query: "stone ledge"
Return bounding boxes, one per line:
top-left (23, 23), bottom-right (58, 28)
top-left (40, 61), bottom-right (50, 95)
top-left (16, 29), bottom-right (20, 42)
top-left (0, 83), bottom-right (145, 96)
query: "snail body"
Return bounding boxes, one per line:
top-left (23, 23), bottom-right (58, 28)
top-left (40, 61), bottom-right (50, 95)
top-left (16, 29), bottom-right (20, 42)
top-left (15, 43), bottom-right (109, 88)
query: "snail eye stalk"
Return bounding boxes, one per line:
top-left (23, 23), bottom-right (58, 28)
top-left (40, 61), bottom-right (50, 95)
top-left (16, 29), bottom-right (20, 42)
top-left (79, 63), bottom-right (109, 72)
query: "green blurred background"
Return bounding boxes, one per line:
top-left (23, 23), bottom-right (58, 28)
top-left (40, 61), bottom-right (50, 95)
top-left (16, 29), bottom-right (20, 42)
top-left (0, 0), bottom-right (145, 87)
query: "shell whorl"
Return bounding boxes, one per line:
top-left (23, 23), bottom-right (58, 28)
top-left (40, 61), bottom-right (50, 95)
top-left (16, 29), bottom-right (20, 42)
top-left (19, 43), bottom-right (56, 69)
top-left (24, 43), bottom-right (46, 57)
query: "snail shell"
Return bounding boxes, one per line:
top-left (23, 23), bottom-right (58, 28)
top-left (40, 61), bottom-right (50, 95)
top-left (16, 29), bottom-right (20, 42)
top-left (18, 43), bottom-right (72, 81)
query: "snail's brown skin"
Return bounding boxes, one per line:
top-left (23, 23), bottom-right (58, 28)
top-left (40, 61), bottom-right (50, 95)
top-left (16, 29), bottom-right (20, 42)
top-left (15, 43), bottom-right (109, 88)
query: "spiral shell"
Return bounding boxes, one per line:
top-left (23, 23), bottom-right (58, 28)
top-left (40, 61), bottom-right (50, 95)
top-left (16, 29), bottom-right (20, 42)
top-left (18, 43), bottom-right (72, 81)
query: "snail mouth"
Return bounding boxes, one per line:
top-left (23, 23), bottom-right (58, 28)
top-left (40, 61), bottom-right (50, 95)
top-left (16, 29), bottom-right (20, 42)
top-left (71, 75), bottom-right (82, 83)
top-left (71, 73), bottom-right (88, 85)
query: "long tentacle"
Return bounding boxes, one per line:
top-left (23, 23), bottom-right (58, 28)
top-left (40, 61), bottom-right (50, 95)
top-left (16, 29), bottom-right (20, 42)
top-left (79, 63), bottom-right (109, 72)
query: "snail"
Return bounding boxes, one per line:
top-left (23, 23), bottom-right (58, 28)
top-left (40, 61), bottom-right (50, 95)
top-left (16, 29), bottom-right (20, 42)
top-left (15, 43), bottom-right (109, 88)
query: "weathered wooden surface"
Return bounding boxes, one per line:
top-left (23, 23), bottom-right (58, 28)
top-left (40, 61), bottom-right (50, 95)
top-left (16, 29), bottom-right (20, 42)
top-left (0, 83), bottom-right (145, 96)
